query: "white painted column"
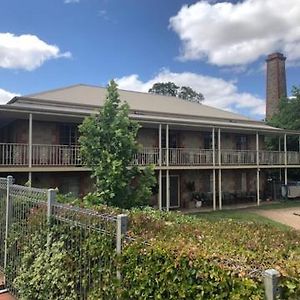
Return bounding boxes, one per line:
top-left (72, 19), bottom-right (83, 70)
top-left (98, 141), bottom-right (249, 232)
top-left (158, 171), bottom-right (162, 210)
top-left (279, 136), bottom-right (282, 182)
top-left (278, 136), bottom-right (281, 152)
top-left (212, 127), bottom-right (216, 210)
top-left (256, 132), bottom-right (260, 205)
top-left (256, 132), bottom-right (259, 166)
top-left (166, 124), bottom-right (170, 211)
top-left (284, 133), bottom-right (287, 185)
top-left (218, 128), bottom-right (222, 210)
top-left (158, 124), bottom-right (162, 210)
top-left (256, 169), bottom-right (260, 206)
top-left (28, 113), bottom-right (33, 187)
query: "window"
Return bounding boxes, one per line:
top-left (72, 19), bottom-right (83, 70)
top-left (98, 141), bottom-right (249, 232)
top-left (161, 131), bottom-right (178, 148)
top-left (204, 132), bottom-right (218, 149)
top-left (236, 135), bottom-right (248, 150)
top-left (59, 124), bottom-right (79, 146)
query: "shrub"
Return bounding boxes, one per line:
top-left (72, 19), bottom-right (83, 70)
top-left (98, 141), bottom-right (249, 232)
top-left (11, 205), bottom-right (300, 299)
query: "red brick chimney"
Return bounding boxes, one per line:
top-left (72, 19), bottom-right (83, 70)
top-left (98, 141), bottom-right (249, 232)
top-left (266, 52), bottom-right (287, 120)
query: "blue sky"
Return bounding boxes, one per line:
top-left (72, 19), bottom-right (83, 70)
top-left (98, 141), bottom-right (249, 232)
top-left (0, 0), bottom-right (299, 119)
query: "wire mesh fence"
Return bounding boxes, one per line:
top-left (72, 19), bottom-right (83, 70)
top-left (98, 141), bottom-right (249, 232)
top-left (4, 179), bottom-right (48, 297)
top-left (49, 203), bottom-right (119, 299)
top-left (0, 176), bottom-right (124, 299)
top-left (0, 177), bottom-right (7, 273)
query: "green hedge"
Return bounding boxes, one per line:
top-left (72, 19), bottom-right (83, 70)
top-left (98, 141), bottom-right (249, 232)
top-left (10, 206), bottom-right (300, 299)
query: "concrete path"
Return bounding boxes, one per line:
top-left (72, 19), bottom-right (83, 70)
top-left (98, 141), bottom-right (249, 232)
top-left (0, 293), bottom-right (15, 300)
top-left (0, 274), bottom-right (15, 300)
top-left (256, 208), bottom-right (300, 230)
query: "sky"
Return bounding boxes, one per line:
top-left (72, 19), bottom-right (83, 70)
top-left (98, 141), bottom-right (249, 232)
top-left (0, 0), bottom-right (300, 120)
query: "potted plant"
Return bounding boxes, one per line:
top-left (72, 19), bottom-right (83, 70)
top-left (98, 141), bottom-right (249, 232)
top-left (192, 192), bottom-right (204, 208)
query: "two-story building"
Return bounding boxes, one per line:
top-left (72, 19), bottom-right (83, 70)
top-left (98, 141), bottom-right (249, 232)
top-left (0, 81), bottom-right (300, 211)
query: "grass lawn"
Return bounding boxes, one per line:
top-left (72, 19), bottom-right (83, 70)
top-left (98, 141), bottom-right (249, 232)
top-left (192, 199), bottom-right (300, 231)
top-left (256, 199), bottom-right (300, 210)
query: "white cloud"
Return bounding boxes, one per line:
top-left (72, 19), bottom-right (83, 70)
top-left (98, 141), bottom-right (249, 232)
top-left (170, 0), bottom-right (300, 66)
top-left (0, 33), bottom-right (71, 71)
top-left (64, 0), bottom-right (79, 3)
top-left (115, 69), bottom-right (265, 118)
top-left (0, 88), bottom-right (19, 105)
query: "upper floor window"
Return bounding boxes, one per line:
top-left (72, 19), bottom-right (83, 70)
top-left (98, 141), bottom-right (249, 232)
top-left (59, 124), bottom-right (79, 146)
top-left (161, 131), bottom-right (178, 148)
top-left (236, 135), bottom-right (248, 150)
top-left (204, 133), bottom-right (218, 150)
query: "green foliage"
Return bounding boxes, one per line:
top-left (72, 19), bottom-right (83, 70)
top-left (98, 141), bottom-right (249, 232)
top-left (79, 80), bottom-right (156, 209)
top-left (14, 232), bottom-right (78, 300)
top-left (13, 223), bottom-right (120, 300)
top-left (56, 192), bottom-right (82, 205)
top-left (148, 81), bottom-right (204, 103)
top-left (125, 208), bottom-right (300, 299)
top-left (268, 86), bottom-right (300, 131)
top-left (9, 204), bottom-right (300, 299)
top-left (149, 81), bottom-right (179, 97)
top-left (121, 242), bottom-right (264, 300)
top-left (266, 86), bottom-right (300, 179)
top-left (267, 86), bottom-right (300, 151)
top-left (178, 85), bottom-right (204, 103)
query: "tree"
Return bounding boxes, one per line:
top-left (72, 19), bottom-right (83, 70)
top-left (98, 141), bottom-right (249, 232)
top-left (178, 86), bottom-right (204, 103)
top-left (148, 82), bottom-right (204, 103)
top-left (79, 80), bottom-right (156, 209)
top-left (267, 86), bottom-right (300, 150)
top-left (268, 86), bottom-right (300, 131)
top-left (267, 86), bottom-right (300, 180)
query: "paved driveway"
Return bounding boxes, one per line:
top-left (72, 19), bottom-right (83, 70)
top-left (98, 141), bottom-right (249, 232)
top-left (256, 207), bottom-right (300, 230)
top-left (0, 293), bottom-right (15, 300)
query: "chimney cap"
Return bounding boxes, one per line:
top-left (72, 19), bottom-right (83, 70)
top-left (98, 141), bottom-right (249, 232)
top-left (266, 52), bottom-right (286, 62)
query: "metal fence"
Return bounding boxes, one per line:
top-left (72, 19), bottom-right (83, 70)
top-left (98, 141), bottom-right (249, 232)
top-left (0, 176), bottom-right (128, 299)
top-left (0, 177), bottom-right (7, 273)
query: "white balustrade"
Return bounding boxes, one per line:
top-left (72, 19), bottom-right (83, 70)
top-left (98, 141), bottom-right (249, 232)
top-left (0, 143), bottom-right (299, 167)
top-left (0, 143), bottom-right (28, 165)
top-left (259, 151), bottom-right (285, 165)
top-left (221, 150), bottom-right (256, 165)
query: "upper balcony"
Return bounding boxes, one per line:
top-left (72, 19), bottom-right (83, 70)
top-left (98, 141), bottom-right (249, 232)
top-left (1, 143), bottom-right (300, 170)
top-left (133, 148), bottom-right (300, 167)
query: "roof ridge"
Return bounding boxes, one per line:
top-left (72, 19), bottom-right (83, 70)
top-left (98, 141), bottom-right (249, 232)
top-left (23, 84), bottom-right (91, 98)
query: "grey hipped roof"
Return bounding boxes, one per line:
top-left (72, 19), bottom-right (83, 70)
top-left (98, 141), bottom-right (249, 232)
top-left (11, 84), bottom-right (252, 120)
top-left (6, 83), bottom-right (283, 132)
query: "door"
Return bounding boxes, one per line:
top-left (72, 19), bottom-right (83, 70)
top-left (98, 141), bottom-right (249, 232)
top-left (162, 175), bottom-right (180, 208)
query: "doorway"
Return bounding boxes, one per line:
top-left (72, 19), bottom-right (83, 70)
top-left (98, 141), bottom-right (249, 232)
top-left (162, 175), bottom-right (180, 208)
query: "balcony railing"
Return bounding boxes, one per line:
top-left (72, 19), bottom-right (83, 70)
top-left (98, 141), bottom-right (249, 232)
top-left (132, 148), bottom-right (160, 166)
top-left (1, 143), bottom-right (300, 168)
top-left (287, 151), bottom-right (300, 165)
top-left (0, 143), bottom-right (81, 167)
top-left (167, 148), bottom-right (214, 166)
top-left (0, 143), bottom-right (29, 166)
top-left (221, 150), bottom-right (256, 165)
top-left (32, 144), bottom-right (81, 166)
top-left (259, 151), bottom-right (285, 165)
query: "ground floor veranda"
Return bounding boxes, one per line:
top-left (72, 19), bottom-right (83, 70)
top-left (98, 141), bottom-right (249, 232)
top-left (0, 167), bottom-right (290, 211)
